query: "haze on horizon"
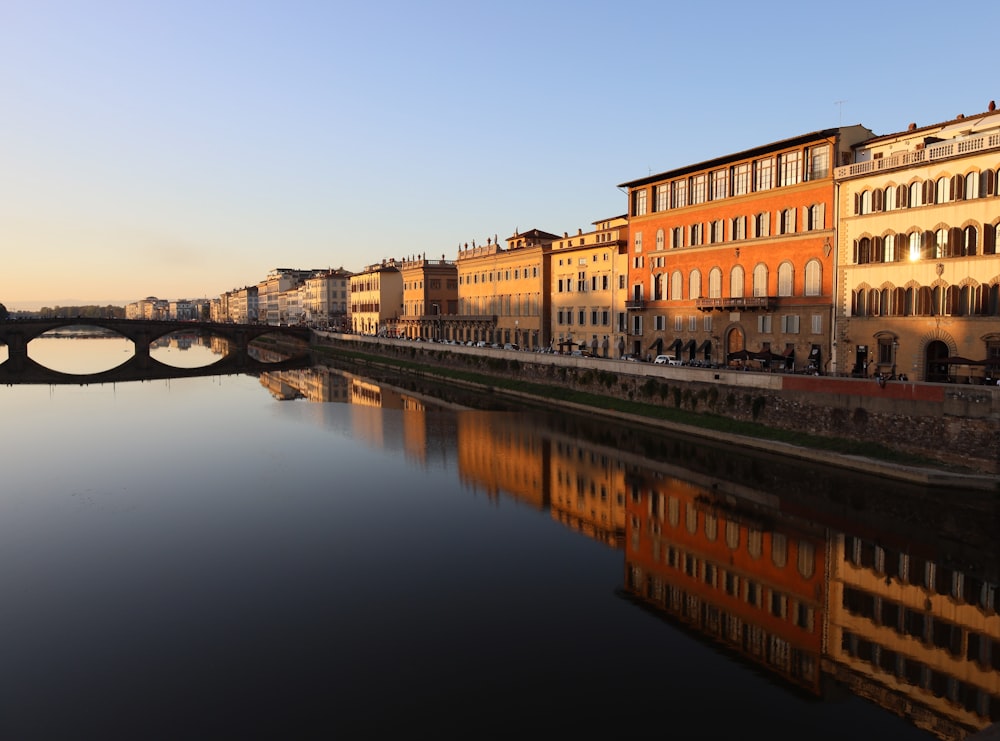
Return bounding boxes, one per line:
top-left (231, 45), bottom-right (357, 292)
top-left (3, 0), bottom-right (997, 311)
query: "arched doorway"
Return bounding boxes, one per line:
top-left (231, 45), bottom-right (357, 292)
top-left (726, 327), bottom-right (745, 367)
top-left (925, 340), bottom-right (950, 382)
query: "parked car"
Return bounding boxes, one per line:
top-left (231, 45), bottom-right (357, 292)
top-left (654, 355), bottom-right (683, 365)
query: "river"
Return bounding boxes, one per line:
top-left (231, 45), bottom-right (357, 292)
top-left (0, 334), bottom-right (997, 739)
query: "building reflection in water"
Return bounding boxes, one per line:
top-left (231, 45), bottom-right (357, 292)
top-left (257, 364), bottom-right (999, 739)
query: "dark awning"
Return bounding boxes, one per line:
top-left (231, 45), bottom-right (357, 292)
top-left (696, 340), bottom-right (711, 352)
top-left (667, 338), bottom-right (682, 352)
top-left (682, 339), bottom-right (696, 352)
top-left (783, 343), bottom-right (796, 358)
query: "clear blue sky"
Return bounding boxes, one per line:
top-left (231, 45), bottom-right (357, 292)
top-left (3, 0), bottom-right (997, 309)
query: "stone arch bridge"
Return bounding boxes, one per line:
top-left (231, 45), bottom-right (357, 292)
top-left (0, 318), bottom-right (312, 385)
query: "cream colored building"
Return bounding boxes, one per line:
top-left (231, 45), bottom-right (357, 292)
top-left (455, 229), bottom-right (556, 348)
top-left (835, 104), bottom-right (1000, 381)
top-left (301, 268), bottom-right (352, 330)
top-left (349, 259), bottom-right (403, 336)
top-left (549, 215), bottom-right (629, 357)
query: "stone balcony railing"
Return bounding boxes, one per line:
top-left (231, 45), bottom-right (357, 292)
top-left (835, 131), bottom-right (1000, 180)
top-left (696, 296), bottom-right (771, 311)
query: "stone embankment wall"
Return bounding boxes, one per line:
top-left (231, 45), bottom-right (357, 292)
top-left (314, 333), bottom-right (1000, 474)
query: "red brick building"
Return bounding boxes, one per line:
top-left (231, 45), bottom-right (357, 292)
top-left (619, 126), bottom-right (872, 371)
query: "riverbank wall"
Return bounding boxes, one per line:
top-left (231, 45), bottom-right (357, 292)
top-left (311, 332), bottom-right (1000, 476)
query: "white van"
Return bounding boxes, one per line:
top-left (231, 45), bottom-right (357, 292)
top-left (654, 355), bottom-right (683, 366)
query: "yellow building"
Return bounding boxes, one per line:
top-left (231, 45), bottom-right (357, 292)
top-left (549, 215), bottom-right (629, 357)
top-left (398, 254), bottom-right (458, 340)
top-left (455, 229), bottom-right (556, 348)
top-left (349, 259), bottom-right (403, 336)
top-left (835, 104), bottom-right (1000, 381)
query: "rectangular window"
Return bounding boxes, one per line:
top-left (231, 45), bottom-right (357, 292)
top-left (811, 314), bottom-right (822, 334)
top-left (602, 275), bottom-right (609, 290)
top-left (654, 315), bottom-right (665, 331)
top-left (674, 315), bottom-right (683, 332)
top-left (758, 315), bottom-right (772, 333)
top-left (655, 184), bottom-right (669, 212)
top-left (703, 315), bottom-right (712, 332)
top-left (779, 151), bottom-right (802, 187)
top-left (632, 188), bottom-right (647, 216)
top-left (601, 310), bottom-right (609, 326)
top-left (578, 310), bottom-right (585, 325)
top-left (591, 310), bottom-right (598, 325)
top-left (690, 223), bottom-right (702, 246)
top-left (755, 157), bottom-right (774, 191)
top-left (732, 163), bottom-right (750, 196)
top-left (711, 169), bottom-right (729, 200)
top-left (690, 174), bottom-right (707, 204)
top-left (632, 315), bottom-right (642, 335)
top-left (672, 179), bottom-right (687, 208)
top-left (688, 315), bottom-right (697, 331)
top-left (807, 144), bottom-right (830, 180)
top-left (782, 315), bottom-right (801, 333)
top-left (577, 272), bottom-right (587, 292)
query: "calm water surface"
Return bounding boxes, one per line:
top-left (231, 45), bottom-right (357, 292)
top-left (0, 336), bottom-right (996, 739)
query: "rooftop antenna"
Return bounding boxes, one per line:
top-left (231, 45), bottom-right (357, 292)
top-left (834, 99), bottom-right (847, 126)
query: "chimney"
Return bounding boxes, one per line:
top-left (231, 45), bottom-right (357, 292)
top-left (989, 100), bottom-right (996, 112)
top-left (907, 122), bottom-right (917, 131)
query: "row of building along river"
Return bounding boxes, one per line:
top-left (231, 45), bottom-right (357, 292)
top-left (0, 330), bottom-right (997, 739)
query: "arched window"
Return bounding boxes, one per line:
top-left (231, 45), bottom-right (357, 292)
top-left (805, 260), bottom-right (822, 296)
top-left (909, 182), bottom-right (923, 207)
top-left (777, 261), bottom-right (793, 296)
top-left (709, 267), bottom-right (722, 298)
top-left (730, 265), bottom-right (745, 298)
top-left (884, 186), bottom-right (897, 211)
top-left (755, 212), bottom-right (770, 238)
top-left (689, 269), bottom-right (702, 300)
top-left (668, 497), bottom-right (679, 527)
top-left (860, 190), bottom-right (872, 214)
top-left (935, 176), bottom-right (950, 204)
top-left (655, 228), bottom-right (665, 251)
top-left (797, 541), bottom-right (816, 578)
top-left (771, 534), bottom-right (787, 569)
top-left (704, 514), bottom-right (717, 542)
top-left (670, 270), bottom-right (683, 300)
top-left (685, 502), bottom-right (697, 534)
top-left (884, 233), bottom-right (896, 263)
top-left (966, 172), bottom-right (980, 200)
top-left (935, 229), bottom-right (948, 259)
top-left (671, 226), bottom-right (684, 248)
top-left (855, 237), bottom-right (871, 264)
top-left (964, 226), bottom-right (978, 256)
top-left (748, 529), bottom-right (763, 559)
top-left (752, 264), bottom-right (768, 297)
top-left (725, 521), bottom-right (739, 550)
top-left (908, 231), bottom-right (921, 261)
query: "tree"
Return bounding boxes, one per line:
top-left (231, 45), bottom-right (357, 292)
top-left (0, 303), bottom-right (8, 320)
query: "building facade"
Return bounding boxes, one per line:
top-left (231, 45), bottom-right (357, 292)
top-left (300, 268), bottom-right (352, 330)
top-left (455, 229), bottom-right (556, 349)
top-left (549, 216), bottom-right (629, 357)
top-left (835, 105), bottom-right (1000, 381)
top-left (619, 126), bottom-right (873, 369)
top-left (349, 259), bottom-right (403, 336)
top-left (398, 255), bottom-right (458, 340)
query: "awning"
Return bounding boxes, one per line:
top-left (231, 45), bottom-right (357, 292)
top-left (696, 340), bottom-right (711, 353)
top-left (667, 338), bottom-right (682, 352)
top-left (682, 339), bottom-right (696, 352)
top-left (783, 343), bottom-right (796, 358)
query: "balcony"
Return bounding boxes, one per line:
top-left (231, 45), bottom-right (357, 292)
top-left (696, 296), bottom-right (771, 312)
top-left (625, 299), bottom-right (646, 310)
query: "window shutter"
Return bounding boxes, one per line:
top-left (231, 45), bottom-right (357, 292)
top-left (898, 184), bottom-right (909, 208)
top-left (873, 188), bottom-right (884, 212)
top-left (924, 180), bottom-right (935, 204)
top-left (951, 175), bottom-right (964, 201)
top-left (982, 169), bottom-right (996, 197)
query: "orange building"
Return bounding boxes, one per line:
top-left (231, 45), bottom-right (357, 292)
top-left (619, 126), bottom-right (872, 371)
top-left (622, 471), bottom-right (828, 695)
top-left (398, 254), bottom-right (458, 341)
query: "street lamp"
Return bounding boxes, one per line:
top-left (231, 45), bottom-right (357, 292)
top-left (515, 319), bottom-right (519, 348)
top-left (892, 339), bottom-right (899, 378)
